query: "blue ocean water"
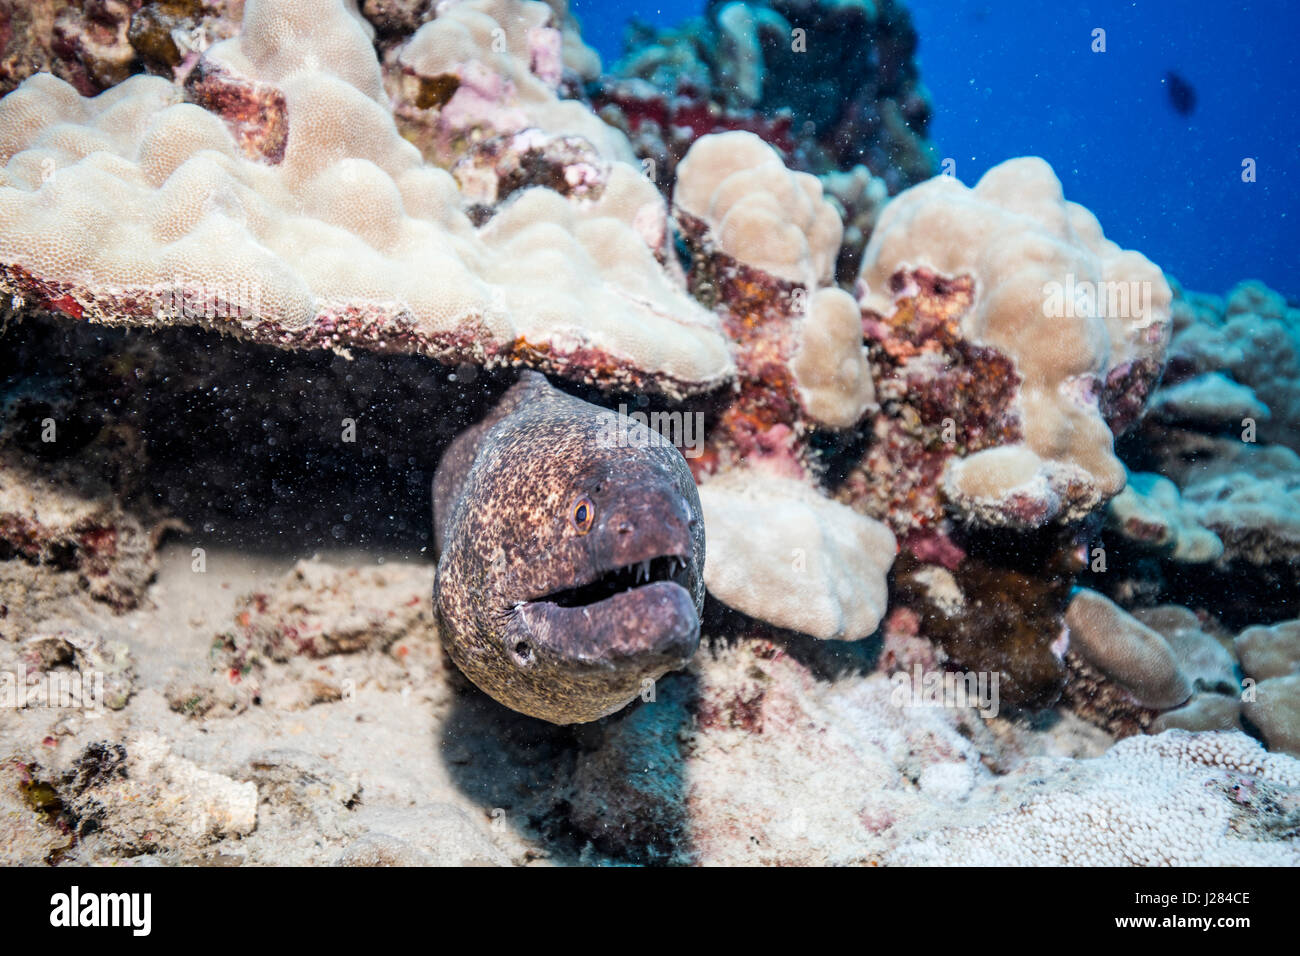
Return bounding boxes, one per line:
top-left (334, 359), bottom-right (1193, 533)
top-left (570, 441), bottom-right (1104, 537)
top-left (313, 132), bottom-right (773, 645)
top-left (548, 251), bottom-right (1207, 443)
top-left (572, 0), bottom-right (1299, 300)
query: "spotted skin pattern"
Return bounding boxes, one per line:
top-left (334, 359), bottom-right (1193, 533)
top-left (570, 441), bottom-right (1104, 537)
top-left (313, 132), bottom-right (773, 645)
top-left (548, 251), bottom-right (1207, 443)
top-left (434, 372), bottom-right (706, 724)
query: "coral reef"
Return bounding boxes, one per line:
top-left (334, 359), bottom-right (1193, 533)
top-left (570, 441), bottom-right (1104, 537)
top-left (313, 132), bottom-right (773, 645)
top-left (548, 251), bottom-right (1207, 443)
top-left (889, 527), bottom-right (1082, 709)
top-left (567, 636), bottom-right (1009, 865)
top-left (1151, 693), bottom-right (1242, 735)
top-left (1106, 470), bottom-right (1223, 564)
top-left (821, 157), bottom-right (1173, 709)
top-left (0, 0), bottom-right (243, 98)
top-left (1236, 620), bottom-right (1300, 682)
top-left (674, 131), bottom-right (873, 435)
top-left (1133, 605), bottom-right (1238, 696)
top-left (1115, 424), bottom-right (1300, 625)
top-left (674, 130), bottom-right (842, 287)
top-left (1106, 278), bottom-right (1300, 625)
top-left (0, 0), bottom-right (1294, 866)
top-left (665, 132), bottom-right (895, 640)
top-left (1161, 278), bottom-right (1300, 452)
top-left (1234, 619), bottom-right (1300, 757)
top-left (1061, 588), bottom-right (1192, 735)
top-left (387, 0), bottom-right (630, 164)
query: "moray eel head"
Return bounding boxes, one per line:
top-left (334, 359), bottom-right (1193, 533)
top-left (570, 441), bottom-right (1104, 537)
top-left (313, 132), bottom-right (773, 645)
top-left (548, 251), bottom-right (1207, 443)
top-left (434, 373), bottom-right (705, 724)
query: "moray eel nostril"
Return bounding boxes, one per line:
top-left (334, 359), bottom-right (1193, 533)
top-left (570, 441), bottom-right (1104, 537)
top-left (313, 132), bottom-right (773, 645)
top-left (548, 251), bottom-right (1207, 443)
top-left (432, 371), bottom-right (706, 725)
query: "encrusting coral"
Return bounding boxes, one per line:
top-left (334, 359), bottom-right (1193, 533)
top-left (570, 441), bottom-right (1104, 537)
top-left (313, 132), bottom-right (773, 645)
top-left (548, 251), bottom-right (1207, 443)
top-left (0, 0), bottom-right (733, 400)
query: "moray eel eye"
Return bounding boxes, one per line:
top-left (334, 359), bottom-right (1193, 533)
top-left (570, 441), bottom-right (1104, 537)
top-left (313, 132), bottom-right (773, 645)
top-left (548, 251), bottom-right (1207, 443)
top-left (570, 495), bottom-right (595, 534)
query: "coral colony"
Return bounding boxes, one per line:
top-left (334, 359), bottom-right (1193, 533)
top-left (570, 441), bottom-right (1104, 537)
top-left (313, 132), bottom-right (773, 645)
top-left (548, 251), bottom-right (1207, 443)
top-left (0, 0), bottom-right (1296, 866)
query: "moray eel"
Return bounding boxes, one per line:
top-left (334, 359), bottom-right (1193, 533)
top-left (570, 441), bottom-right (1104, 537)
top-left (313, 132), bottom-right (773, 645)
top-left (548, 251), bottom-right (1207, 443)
top-left (433, 372), bottom-right (705, 724)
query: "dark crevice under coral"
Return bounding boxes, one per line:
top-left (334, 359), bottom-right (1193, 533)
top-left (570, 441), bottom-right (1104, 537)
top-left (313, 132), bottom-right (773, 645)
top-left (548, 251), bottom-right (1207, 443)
top-left (1, 311), bottom-right (519, 553)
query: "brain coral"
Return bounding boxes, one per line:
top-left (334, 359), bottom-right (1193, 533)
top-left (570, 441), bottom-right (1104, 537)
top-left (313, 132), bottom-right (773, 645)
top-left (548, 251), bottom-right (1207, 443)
top-left (858, 157), bottom-right (1171, 527)
top-left (0, 0), bottom-right (733, 399)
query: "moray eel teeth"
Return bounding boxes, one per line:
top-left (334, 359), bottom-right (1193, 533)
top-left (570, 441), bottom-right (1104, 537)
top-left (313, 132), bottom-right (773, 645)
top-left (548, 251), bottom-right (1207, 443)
top-left (523, 553), bottom-right (692, 609)
top-left (433, 371), bottom-right (706, 724)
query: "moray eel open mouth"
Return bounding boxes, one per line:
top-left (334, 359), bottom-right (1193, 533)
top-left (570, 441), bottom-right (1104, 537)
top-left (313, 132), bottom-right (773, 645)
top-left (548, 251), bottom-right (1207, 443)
top-left (433, 371), bottom-right (706, 724)
top-left (526, 554), bottom-right (693, 610)
top-left (509, 545), bottom-right (701, 676)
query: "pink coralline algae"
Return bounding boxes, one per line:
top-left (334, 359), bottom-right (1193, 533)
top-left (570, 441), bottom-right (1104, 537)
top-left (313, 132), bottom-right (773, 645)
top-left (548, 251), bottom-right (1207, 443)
top-left (677, 208), bottom-right (817, 482)
top-left (184, 56), bottom-right (290, 163)
top-left (592, 79), bottom-right (796, 193)
top-left (837, 269), bottom-right (1022, 538)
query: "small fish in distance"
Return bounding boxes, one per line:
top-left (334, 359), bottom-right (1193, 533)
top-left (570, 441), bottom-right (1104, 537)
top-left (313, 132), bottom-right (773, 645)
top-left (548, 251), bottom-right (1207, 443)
top-left (1164, 70), bottom-right (1197, 116)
